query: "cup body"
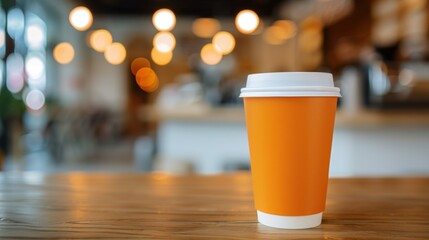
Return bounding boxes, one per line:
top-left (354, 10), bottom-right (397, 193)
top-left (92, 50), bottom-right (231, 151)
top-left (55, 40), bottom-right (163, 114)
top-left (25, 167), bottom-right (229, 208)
top-left (240, 72), bottom-right (340, 229)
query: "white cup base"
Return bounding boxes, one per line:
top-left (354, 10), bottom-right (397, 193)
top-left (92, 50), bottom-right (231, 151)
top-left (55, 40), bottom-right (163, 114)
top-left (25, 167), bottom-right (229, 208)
top-left (257, 211), bottom-right (323, 229)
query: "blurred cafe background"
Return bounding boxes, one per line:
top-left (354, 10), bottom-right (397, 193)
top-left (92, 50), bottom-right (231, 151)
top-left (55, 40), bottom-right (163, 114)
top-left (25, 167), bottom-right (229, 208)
top-left (0, 0), bottom-right (428, 176)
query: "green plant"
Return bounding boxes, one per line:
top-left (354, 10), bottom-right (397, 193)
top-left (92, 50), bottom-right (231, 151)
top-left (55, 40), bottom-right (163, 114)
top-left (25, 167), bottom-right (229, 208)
top-left (0, 89), bottom-right (26, 119)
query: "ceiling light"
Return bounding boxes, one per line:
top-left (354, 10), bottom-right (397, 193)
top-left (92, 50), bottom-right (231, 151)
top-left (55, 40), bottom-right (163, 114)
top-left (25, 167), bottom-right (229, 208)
top-left (104, 42), bottom-right (127, 65)
top-left (152, 9), bottom-right (176, 31)
top-left (212, 31), bottom-right (235, 55)
top-left (235, 10), bottom-right (259, 34)
top-left (69, 6), bottom-right (93, 31)
top-left (89, 29), bottom-right (113, 52)
top-left (153, 31), bottom-right (176, 53)
top-left (201, 43), bottom-right (222, 65)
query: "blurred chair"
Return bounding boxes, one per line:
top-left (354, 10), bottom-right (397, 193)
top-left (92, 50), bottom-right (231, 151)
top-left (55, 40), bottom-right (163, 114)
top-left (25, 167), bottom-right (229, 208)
top-left (0, 150), bottom-right (3, 171)
top-left (133, 136), bottom-right (154, 171)
top-left (223, 160), bottom-right (250, 172)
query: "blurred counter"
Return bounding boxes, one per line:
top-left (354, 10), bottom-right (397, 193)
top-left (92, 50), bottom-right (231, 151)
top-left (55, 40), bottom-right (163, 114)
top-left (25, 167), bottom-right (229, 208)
top-left (138, 105), bottom-right (429, 175)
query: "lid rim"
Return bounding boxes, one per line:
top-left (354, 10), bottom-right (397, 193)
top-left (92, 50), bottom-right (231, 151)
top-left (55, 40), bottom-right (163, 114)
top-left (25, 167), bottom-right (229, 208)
top-left (248, 72), bottom-right (332, 77)
top-left (239, 93), bottom-right (341, 97)
top-left (241, 86), bottom-right (340, 92)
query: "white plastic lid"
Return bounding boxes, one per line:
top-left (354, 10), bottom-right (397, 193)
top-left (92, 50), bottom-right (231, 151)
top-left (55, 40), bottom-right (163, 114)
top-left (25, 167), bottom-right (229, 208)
top-left (239, 72), bottom-right (341, 97)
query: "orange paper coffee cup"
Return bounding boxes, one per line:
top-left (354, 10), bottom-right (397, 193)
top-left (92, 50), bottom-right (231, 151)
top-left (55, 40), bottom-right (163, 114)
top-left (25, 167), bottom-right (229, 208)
top-left (240, 72), bottom-right (340, 229)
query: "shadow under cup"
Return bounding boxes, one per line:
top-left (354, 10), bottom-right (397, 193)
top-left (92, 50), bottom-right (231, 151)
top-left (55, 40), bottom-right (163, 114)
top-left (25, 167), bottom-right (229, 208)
top-left (240, 72), bottom-right (340, 229)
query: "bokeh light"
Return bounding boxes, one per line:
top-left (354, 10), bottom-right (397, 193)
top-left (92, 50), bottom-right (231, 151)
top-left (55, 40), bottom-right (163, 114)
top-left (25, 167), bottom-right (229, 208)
top-left (0, 8), bottom-right (5, 58)
top-left (0, 30), bottom-right (5, 48)
top-left (25, 55), bottom-right (45, 79)
top-left (25, 89), bottom-right (45, 111)
top-left (212, 31), bottom-right (235, 55)
top-left (7, 8), bottom-right (24, 39)
top-left (53, 42), bottom-right (75, 64)
top-left (136, 67), bottom-right (159, 92)
top-left (235, 10), bottom-right (259, 34)
top-left (6, 73), bottom-right (24, 94)
top-left (301, 16), bottom-right (323, 32)
top-left (6, 53), bottom-right (24, 93)
top-left (104, 42), bottom-right (126, 65)
top-left (273, 20), bottom-right (297, 40)
top-left (25, 22), bottom-right (46, 49)
top-left (89, 29), bottom-right (113, 52)
top-left (69, 6), bottom-right (93, 31)
top-left (263, 26), bottom-right (287, 45)
top-left (153, 31), bottom-right (176, 53)
top-left (6, 53), bottom-right (24, 73)
top-left (403, 0), bottom-right (427, 10)
top-left (0, 60), bottom-right (3, 92)
top-left (131, 57), bottom-right (151, 75)
top-left (152, 8), bottom-right (176, 31)
top-left (151, 48), bottom-right (173, 66)
top-left (192, 18), bottom-right (221, 38)
top-left (201, 43), bottom-right (222, 65)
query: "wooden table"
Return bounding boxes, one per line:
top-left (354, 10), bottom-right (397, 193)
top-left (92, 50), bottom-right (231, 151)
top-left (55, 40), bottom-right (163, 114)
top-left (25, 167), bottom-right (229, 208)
top-left (0, 173), bottom-right (428, 239)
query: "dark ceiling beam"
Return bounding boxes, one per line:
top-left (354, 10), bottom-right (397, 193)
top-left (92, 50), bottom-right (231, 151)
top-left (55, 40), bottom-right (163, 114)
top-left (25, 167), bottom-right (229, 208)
top-left (73, 0), bottom-right (287, 18)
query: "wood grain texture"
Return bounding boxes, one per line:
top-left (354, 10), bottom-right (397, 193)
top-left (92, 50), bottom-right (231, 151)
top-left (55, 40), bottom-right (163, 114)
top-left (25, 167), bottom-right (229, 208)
top-left (0, 173), bottom-right (428, 239)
